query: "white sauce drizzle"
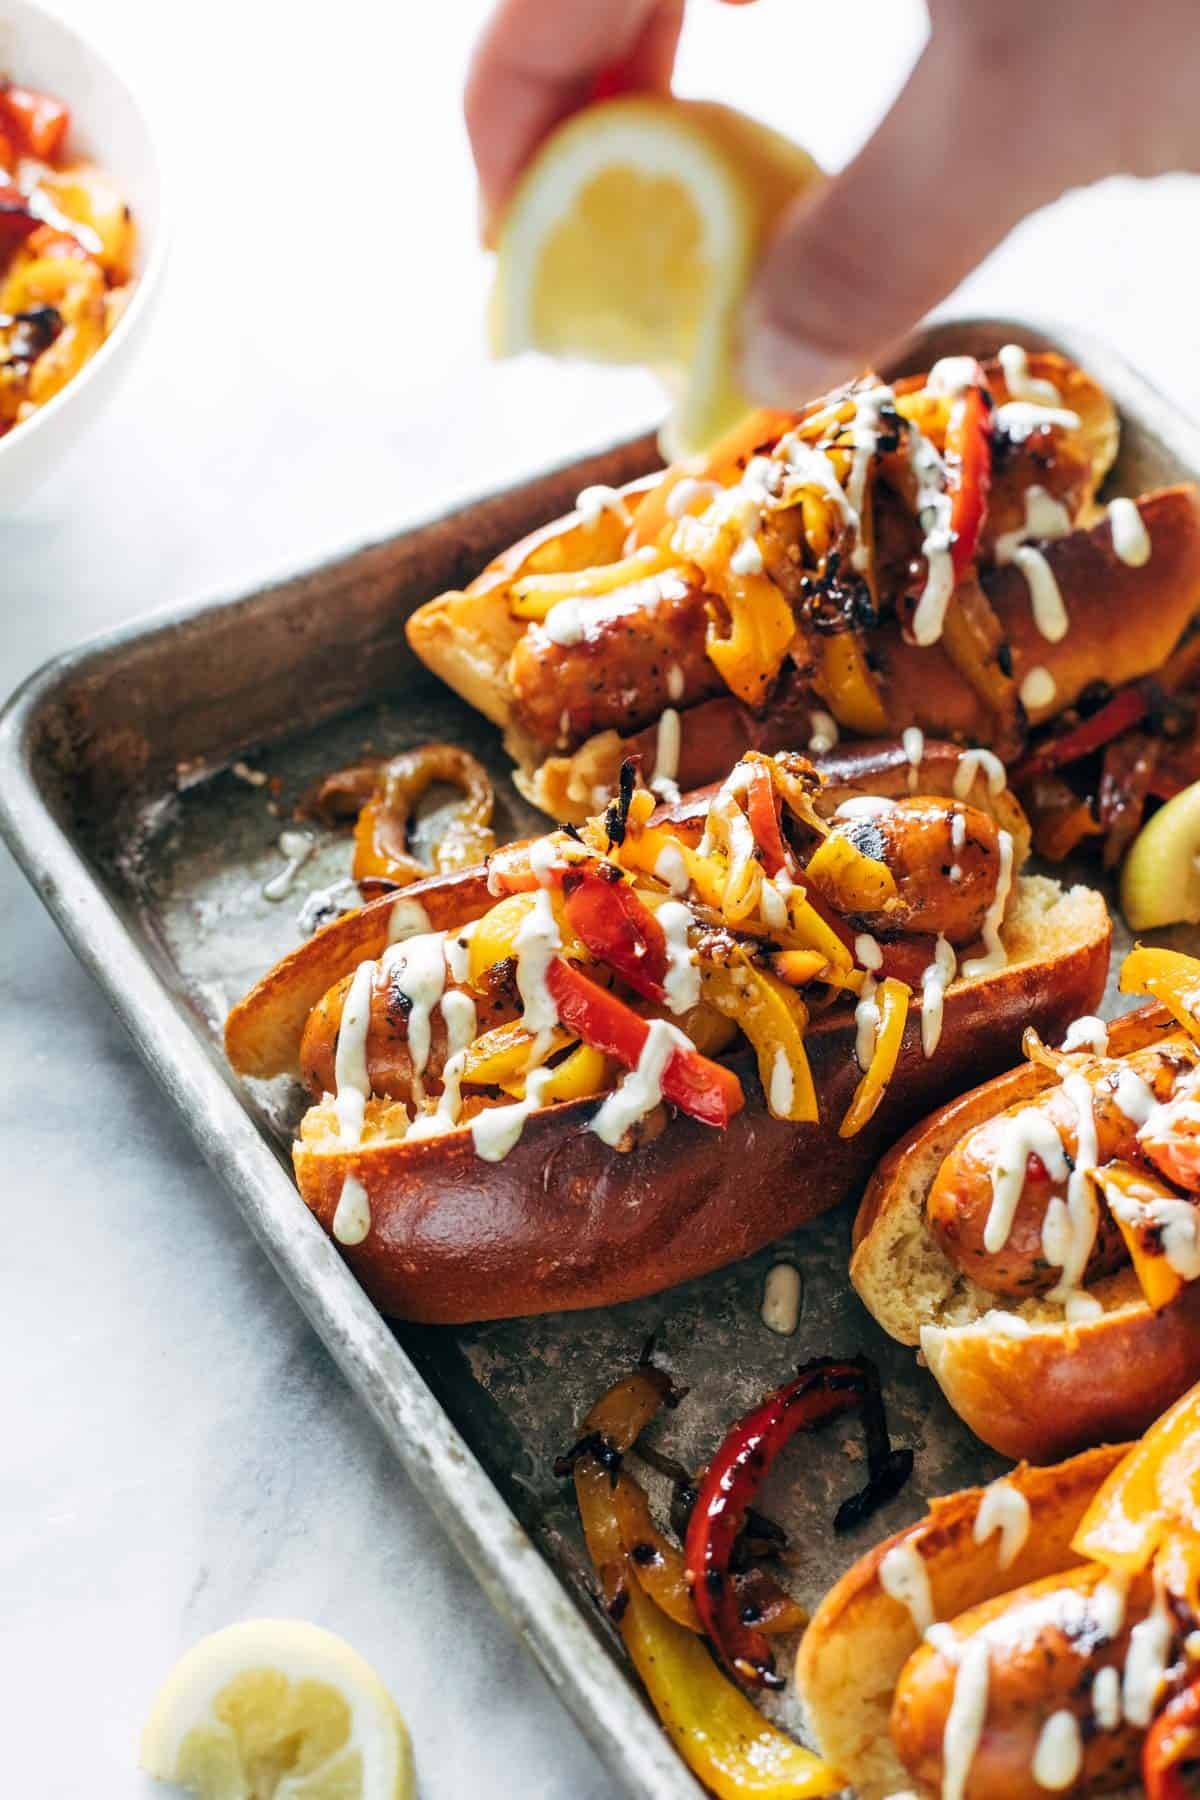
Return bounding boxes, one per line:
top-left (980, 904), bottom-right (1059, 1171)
top-left (1042, 1071), bottom-right (1104, 1320)
top-left (652, 707), bottom-right (682, 803)
top-left (1108, 497), bottom-right (1152, 567)
top-left (769, 1045), bottom-right (794, 1118)
top-left (837, 795), bottom-right (897, 820)
top-left (761, 1260), bottom-right (802, 1334)
top-left (666, 661), bottom-right (686, 701)
top-left (1032, 1711), bottom-right (1083, 1790)
top-left (381, 931), bottom-right (449, 1104)
top-left (902, 725), bottom-right (925, 792)
top-left (513, 890), bottom-right (561, 1035)
top-left (575, 483), bottom-right (632, 529)
top-left (928, 356), bottom-right (981, 398)
top-left (807, 709), bottom-right (839, 754)
top-left (469, 1065), bottom-right (556, 1162)
top-left (1114, 1065), bottom-right (1157, 1124)
top-left (855, 932), bottom-right (884, 971)
top-left (909, 425), bottom-right (957, 648)
top-left (921, 935), bottom-right (957, 1058)
top-left (653, 841), bottom-right (690, 896)
top-left (657, 901), bottom-right (700, 1015)
top-left (590, 1019), bottom-right (691, 1147)
top-left (998, 344), bottom-right (1062, 406)
top-left (1062, 1015), bottom-right (1108, 1055)
top-left (1009, 545), bottom-right (1069, 642)
top-left (388, 897), bottom-right (432, 943)
top-left (443, 920), bottom-right (477, 985)
top-left (846, 384), bottom-right (894, 571)
top-left (1020, 667), bottom-right (1057, 711)
top-left (992, 484), bottom-right (1073, 565)
top-left (960, 830), bottom-right (1013, 979)
top-left (331, 958), bottom-right (379, 1245)
top-left (973, 1479), bottom-right (1030, 1569)
top-left (1105, 1182), bottom-right (1200, 1281)
top-left (953, 748), bottom-right (1007, 801)
top-left (879, 1541), bottom-right (934, 1635)
top-left (984, 1107), bottom-right (1071, 1253)
top-left (1091, 1665), bottom-right (1122, 1732)
top-left (541, 597), bottom-right (589, 647)
top-left (994, 402), bottom-right (1082, 436)
top-left (1093, 1574), bottom-right (1128, 1642)
top-left (855, 975), bottom-right (880, 1070)
top-left (1123, 1586), bottom-right (1175, 1727)
top-left (262, 828), bottom-right (315, 902)
top-left (941, 1636), bottom-right (990, 1800)
top-left (665, 476), bottom-right (722, 521)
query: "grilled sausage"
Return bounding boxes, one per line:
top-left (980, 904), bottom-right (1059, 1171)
top-left (507, 568), bottom-right (725, 751)
top-left (926, 1041), bottom-right (1199, 1296)
top-left (300, 957), bottom-right (520, 1106)
top-left (817, 797), bottom-right (1004, 946)
top-left (891, 1565), bottom-right (1158, 1800)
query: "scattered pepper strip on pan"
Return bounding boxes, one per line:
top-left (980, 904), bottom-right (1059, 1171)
top-left (944, 361), bottom-right (993, 579)
top-left (1144, 1675), bottom-right (1200, 1800)
top-left (683, 1358), bottom-right (869, 1687)
top-left (1012, 683), bottom-right (1150, 785)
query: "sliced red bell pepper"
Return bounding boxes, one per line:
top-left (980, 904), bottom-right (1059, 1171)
top-left (544, 957), bottom-right (743, 1128)
top-left (1013, 683), bottom-right (1150, 785)
top-left (0, 81), bottom-right (70, 161)
top-left (944, 362), bottom-right (993, 579)
top-left (560, 865), bottom-right (668, 1003)
top-left (684, 1359), bottom-right (867, 1685)
top-left (1144, 1675), bottom-right (1200, 1800)
top-left (744, 762), bottom-right (793, 878)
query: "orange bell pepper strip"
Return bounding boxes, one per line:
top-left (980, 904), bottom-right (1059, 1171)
top-left (1119, 945), bottom-right (1200, 1047)
top-left (1091, 1162), bottom-right (1196, 1313)
top-left (744, 761), bottom-right (793, 877)
top-left (545, 958), bottom-right (743, 1128)
top-left (1072, 1382), bottom-right (1200, 1578)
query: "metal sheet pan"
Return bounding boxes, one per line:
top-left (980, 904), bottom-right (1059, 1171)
top-left (4, 316), bottom-right (1200, 1798)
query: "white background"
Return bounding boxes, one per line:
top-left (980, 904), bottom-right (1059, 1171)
top-left (4, 2), bottom-right (1200, 1793)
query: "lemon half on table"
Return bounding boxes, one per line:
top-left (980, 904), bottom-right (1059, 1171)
top-left (140, 1620), bottom-right (414, 1799)
top-left (490, 95), bottom-right (822, 457)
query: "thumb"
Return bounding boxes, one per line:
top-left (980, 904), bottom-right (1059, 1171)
top-left (740, 38), bottom-right (1064, 403)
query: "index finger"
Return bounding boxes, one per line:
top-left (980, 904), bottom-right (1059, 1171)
top-left (465, 0), bottom-right (684, 240)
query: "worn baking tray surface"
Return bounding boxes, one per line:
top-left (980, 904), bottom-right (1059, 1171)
top-left (6, 317), bottom-right (1200, 1796)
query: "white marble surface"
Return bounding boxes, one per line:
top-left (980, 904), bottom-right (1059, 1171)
top-left (4, 2), bottom-right (1200, 1793)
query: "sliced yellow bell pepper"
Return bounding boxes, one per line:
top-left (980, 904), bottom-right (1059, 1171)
top-left (574, 1459), bottom-right (841, 1800)
top-left (459, 1019), bottom-right (572, 1087)
top-left (701, 954), bottom-right (819, 1123)
top-left (816, 634), bottom-right (888, 736)
top-left (466, 891), bottom-right (586, 986)
top-left (839, 976), bottom-right (909, 1138)
top-left (804, 833), bottom-right (897, 914)
top-left (704, 565), bottom-right (797, 707)
top-left (502, 1041), bottom-right (611, 1103)
top-left (509, 546), bottom-right (677, 619)
top-left (769, 949), bottom-right (829, 987)
top-left (1119, 946), bottom-right (1200, 1046)
top-left (784, 890), bottom-right (854, 974)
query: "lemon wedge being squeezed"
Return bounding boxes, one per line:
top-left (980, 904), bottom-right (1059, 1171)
top-left (490, 95), bottom-right (822, 456)
top-left (140, 1619), bottom-right (414, 1799)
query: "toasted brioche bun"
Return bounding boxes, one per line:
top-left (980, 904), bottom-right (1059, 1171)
top-left (851, 1006), bottom-right (1200, 1462)
top-left (401, 356), bottom-right (1189, 822)
top-left (795, 1443), bottom-right (1126, 1800)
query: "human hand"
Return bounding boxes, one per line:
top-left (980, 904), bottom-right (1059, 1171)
top-left (466, 0), bottom-right (1200, 402)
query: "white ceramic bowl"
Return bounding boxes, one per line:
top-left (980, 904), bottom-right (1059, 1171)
top-left (0, 0), bottom-right (164, 510)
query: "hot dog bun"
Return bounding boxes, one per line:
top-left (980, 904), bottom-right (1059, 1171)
top-left (228, 747), bottom-right (1108, 1324)
top-left (796, 1444), bottom-right (1126, 1800)
top-left (851, 1006), bottom-right (1200, 1461)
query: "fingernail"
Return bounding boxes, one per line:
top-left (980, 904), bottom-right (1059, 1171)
top-left (739, 302), bottom-right (856, 409)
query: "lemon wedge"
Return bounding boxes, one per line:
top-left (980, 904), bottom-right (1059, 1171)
top-left (490, 95), bottom-right (822, 457)
top-left (1120, 779), bottom-right (1200, 929)
top-left (139, 1620), bottom-right (414, 1799)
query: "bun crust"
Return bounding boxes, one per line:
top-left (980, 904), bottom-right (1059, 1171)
top-left (851, 1004), bottom-right (1200, 1461)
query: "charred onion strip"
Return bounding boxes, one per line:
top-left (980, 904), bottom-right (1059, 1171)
top-left (683, 1358), bottom-right (869, 1686)
top-left (307, 743), bottom-right (495, 886)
